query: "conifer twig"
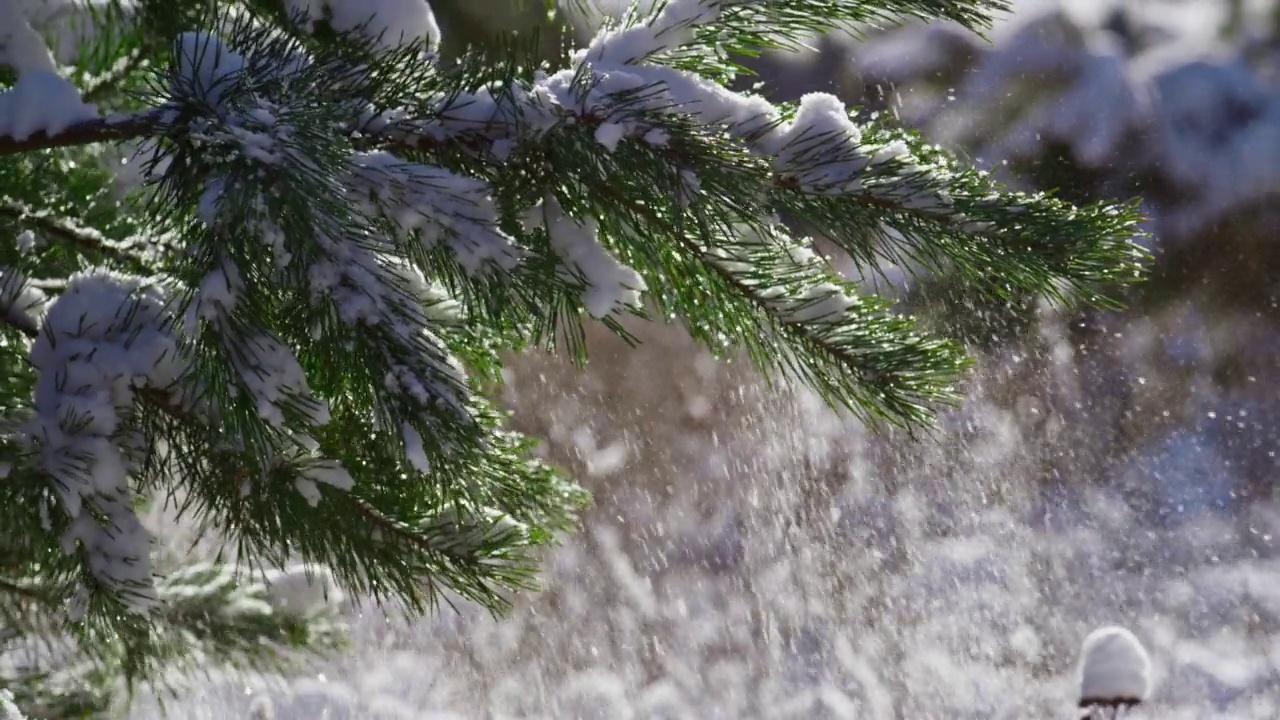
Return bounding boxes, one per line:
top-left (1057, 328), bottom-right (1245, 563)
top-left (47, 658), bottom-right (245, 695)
top-left (0, 202), bottom-right (141, 269)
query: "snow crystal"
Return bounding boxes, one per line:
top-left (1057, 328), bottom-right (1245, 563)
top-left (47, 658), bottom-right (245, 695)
top-left (287, 0), bottom-right (440, 51)
top-left (1078, 626), bottom-right (1152, 705)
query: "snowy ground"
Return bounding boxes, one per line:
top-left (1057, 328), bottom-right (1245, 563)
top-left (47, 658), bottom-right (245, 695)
top-left (128, 1), bottom-right (1280, 718)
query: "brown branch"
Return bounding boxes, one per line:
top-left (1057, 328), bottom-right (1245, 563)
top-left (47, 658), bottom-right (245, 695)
top-left (0, 110), bottom-right (163, 157)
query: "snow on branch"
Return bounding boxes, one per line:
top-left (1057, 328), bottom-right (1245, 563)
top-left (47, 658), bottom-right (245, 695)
top-left (522, 194), bottom-right (647, 319)
top-left (346, 151), bottom-right (523, 274)
top-left (21, 270), bottom-right (186, 612)
top-left (286, 0), bottom-right (441, 52)
top-left (0, 1), bottom-right (99, 143)
top-left (0, 202), bottom-right (155, 272)
top-left (0, 268), bottom-right (48, 337)
top-left (156, 29), bottom-right (496, 458)
top-left (582, 0), bottom-right (1008, 66)
top-left (0, 690), bottom-right (23, 720)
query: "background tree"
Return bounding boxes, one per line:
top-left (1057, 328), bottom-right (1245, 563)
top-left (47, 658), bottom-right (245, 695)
top-left (0, 0), bottom-right (1146, 715)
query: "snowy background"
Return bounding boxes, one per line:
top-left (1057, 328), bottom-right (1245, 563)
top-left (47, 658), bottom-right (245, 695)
top-left (128, 0), bottom-right (1280, 718)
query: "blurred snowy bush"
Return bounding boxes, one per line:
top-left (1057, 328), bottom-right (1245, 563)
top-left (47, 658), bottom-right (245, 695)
top-left (846, 0), bottom-right (1280, 246)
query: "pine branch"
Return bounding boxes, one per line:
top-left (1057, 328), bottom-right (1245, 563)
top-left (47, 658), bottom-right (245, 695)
top-left (0, 202), bottom-right (150, 272)
top-left (0, 561), bottom-right (346, 718)
top-left (0, 0), bottom-right (1147, 713)
top-left (82, 51), bottom-right (149, 105)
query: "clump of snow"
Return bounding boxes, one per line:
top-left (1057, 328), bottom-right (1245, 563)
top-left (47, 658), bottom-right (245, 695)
top-left (593, 121), bottom-right (627, 151)
top-left (0, 267), bottom-right (48, 335)
top-left (401, 422), bottom-right (431, 473)
top-left (0, 0), bottom-right (59, 73)
top-left (0, 69), bottom-right (99, 141)
top-left (20, 269), bottom-right (187, 612)
top-left (192, 255), bottom-right (245, 322)
top-left (296, 459), bottom-right (355, 507)
top-left (173, 31), bottom-right (247, 107)
top-left (0, 16), bottom-right (99, 142)
top-left (214, 331), bottom-right (329, 429)
top-left (286, 0), bottom-right (440, 51)
top-left (0, 689), bottom-right (23, 720)
top-left (583, 0), bottom-right (721, 65)
top-left (15, 229), bottom-right (36, 253)
top-left (1078, 626), bottom-right (1152, 707)
top-left (261, 563), bottom-right (344, 618)
top-left (523, 194), bottom-right (646, 319)
top-left (347, 151), bottom-right (523, 274)
top-left (771, 92), bottom-right (868, 193)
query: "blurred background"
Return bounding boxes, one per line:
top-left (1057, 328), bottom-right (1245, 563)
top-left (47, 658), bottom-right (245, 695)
top-left (136, 0), bottom-right (1280, 718)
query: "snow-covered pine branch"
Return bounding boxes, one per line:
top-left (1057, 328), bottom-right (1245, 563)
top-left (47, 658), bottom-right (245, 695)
top-left (0, 0), bottom-right (1144, 713)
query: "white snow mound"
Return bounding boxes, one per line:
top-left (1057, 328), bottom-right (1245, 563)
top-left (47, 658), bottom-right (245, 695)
top-left (1078, 625), bottom-right (1152, 705)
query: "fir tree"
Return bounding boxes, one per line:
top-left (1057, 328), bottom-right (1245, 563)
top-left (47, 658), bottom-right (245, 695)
top-left (0, 0), bottom-right (1146, 715)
